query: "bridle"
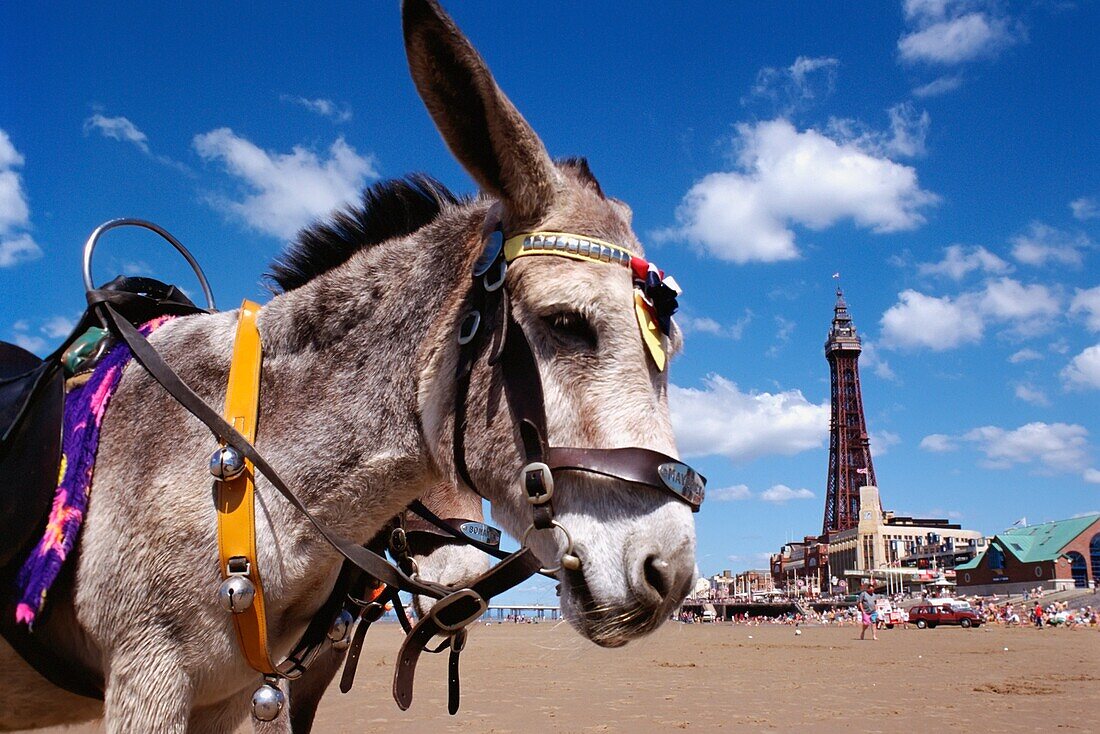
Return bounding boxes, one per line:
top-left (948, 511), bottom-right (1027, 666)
top-left (451, 218), bottom-right (706, 576)
top-left (80, 212), bottom-right (706, 717)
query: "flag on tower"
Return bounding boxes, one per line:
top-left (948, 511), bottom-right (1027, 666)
top-left (832, 272), bottom-right (840, 279)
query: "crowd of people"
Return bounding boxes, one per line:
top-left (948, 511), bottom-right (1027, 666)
top-left (679, 588), bottom-right (1100, 630)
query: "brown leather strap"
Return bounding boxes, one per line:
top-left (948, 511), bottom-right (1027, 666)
top-left (393, 547), bottom-right (541, 710)
top-left (546, 446), bottom-right (704, 511)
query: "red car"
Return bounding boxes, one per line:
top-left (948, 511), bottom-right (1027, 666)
top-left (909, 604), bottom-right (982, 629)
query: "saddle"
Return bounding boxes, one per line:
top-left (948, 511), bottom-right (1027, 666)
top-left (0, 277), bottom-right (204, 569)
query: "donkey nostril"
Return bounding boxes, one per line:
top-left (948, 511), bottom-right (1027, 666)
top-left (643, 555), bottom-right (673, 600)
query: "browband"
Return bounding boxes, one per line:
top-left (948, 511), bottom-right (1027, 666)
top-left (503, 230), bottom-right (680, 371)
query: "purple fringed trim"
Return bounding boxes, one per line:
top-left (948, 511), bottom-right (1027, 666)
top-left (15, 315), bottom-right (175, 627)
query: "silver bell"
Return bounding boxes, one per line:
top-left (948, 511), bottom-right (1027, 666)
top-left (251, 678), bottom-right (285, 722)
top-left (209, 446), bottom-right (246, 481)
top-left (217, 575), bottom-right (256, 613)
top-left (327, 609), bottom-right (354, 649)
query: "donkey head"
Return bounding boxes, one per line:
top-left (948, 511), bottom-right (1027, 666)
top-left (406, 0), bottom-right (698, 647)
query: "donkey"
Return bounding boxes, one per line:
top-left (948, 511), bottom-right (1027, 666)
top-left (1, 0), bottom-right (697, 730)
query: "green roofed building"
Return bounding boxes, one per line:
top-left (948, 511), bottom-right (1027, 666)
top-left (955, 514), bottom-right (1100, 596)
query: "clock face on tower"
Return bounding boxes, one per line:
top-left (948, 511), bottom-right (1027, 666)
top-left (863, 511), bottom-right (873, 520)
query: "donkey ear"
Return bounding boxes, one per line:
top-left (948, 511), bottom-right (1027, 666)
top-left (402, 0), bottom-right (560, 222)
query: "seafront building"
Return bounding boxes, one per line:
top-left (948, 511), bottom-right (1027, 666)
top-left (954, 513), bottom-right (1100, 595)
top-left (770, 289), bottom-right (984, 595)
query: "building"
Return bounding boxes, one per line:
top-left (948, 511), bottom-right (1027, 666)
top-left (770, 288), bottom-right (984, 594)
top-left (955, 514), bottom-right (1100, 595)
top-left (826, 485), bottom-right (984, 590)
top-left (704, 569), bottom-right (775, 599)
top-left (771, 536), bottom-right (828, 595)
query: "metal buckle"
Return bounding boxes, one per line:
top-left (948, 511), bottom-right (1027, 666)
top-left (482, 259), bottom-right (507, 292)
top-left (429, 589), bottom-right (488, 632)
top-left (226, 556), bottom-right (251, 576)
top-left (457, 311), bottom-right (481, 345)
top-left (520, 462), bottom-right (554, 504)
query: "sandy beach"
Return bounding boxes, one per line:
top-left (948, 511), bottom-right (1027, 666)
top-left (32, 619), bottom-right (1099, 733)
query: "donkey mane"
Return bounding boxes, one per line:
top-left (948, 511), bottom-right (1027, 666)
top-left (266, 158), bottom-right (602, 293)
top-left (266, 174), bottom-right (463, 293)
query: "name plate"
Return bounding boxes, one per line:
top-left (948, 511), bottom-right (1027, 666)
top-left (657, 462), bottom-right (706, 509)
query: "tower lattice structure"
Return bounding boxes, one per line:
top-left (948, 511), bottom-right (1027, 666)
top-left (822, 288), bottom-right (878, 536)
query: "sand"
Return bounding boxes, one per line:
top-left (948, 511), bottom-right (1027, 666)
top-left (32, 621), bottom-right (1100, 733)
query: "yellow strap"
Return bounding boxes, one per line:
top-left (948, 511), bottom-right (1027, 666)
top-left (216, 300), bottom-right (276, 674)
top-left (504, 231), bottom-right (636, 266)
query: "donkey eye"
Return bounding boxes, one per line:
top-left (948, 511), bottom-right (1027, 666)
top-left (543, 311), bottom-right (597, 349)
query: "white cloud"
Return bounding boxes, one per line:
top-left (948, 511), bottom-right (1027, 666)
top-left (1084, 472), bottom-right (1100, 486)
top-left (0, 130), bottom-right (42, 268)
top-left (920, 433), bottom-right (957, 452)
top-left (860, 339), bottom-right (897, 381)
top-left (899, 8), bottom-right (1022, 65)
top-left (1061, 344), bottom-right (1100, 391)
top-left (827, 102), bottom-right (931, 159)
top-left (193, 128), bottom-right (378, 240)
top-left (1070, 197), bottom-right (1098, 221)
top-left (9, 314), bottom-right (77, 353)
top-left (0, 233), bottom-right (42, 268)
top-left (11, 332), bottom-right (46, 354)
top-left (678, 310), bottom-right (753, 340)
top-left (746, 56), bottom-right (839, 114)
top-left (871, 430), bottom-right (901, 455)
top-left (280, 95), bottom-right (353, 123)
top-left (1069, 286), bottom-right (1100, 332)
top-left (882, 279), bottom-right (1061, 351)
top-left (1010, 222), bottom-right (1091, 268)
top-left (759, 484), bottom-right (815, 503)
top-left (912, 75), bottom-right (964, 97)
top-left (710, 485), bottom-right (753, 502)
top-left (669, 374), bottom-right (829, 462)
top-left (979, 277), bottom-right (1060, 324)
top-left (765, 315), bottom-right (796, 357)
top-left (917, 244), bottom-right (1010, 280)
top-left (1013, 382), bottom-right (1049, 406)
top-left (41, 315), bottom-right (76, 339)
top-left (662, 119), bottom-right (938, 263)
top-left (881, 289), bottom-right (984, 350)
top-left (961, 422), bottom-right (1093, 479)
top-left (83, 114), bottom-right (149, 154)
top-left (1008, 348), bottom-right (1042, 364)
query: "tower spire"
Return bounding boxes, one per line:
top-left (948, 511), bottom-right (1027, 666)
top-left (822, 285), bottom-right (878, 536)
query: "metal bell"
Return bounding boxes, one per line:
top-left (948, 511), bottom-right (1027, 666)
top-left (217, 575), bottom-right (256, 613)
top-left (251, 678), bottom-right (285, 722)
top-left (209, 446), bottom-right (245, 481)
top-left (562, 553), bottom-right (582, 571)
top-left (327, 609), bottom-right (354, 649)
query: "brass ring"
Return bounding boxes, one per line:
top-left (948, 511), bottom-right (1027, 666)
top-left (520, 520), bottom-right (577, 574)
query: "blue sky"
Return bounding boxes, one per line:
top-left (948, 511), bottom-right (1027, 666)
top-left (2, 2), bottom-right (1098, 597)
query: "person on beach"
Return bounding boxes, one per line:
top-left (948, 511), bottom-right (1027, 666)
top-left (858, 581), bottom-right (877, 640)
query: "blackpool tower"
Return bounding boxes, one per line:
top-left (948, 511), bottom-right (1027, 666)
top-left (822, 287), bottom-right (878, 535)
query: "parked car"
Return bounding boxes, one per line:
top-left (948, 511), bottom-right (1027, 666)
top-left (909, 604), bottom-right (982, 629)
